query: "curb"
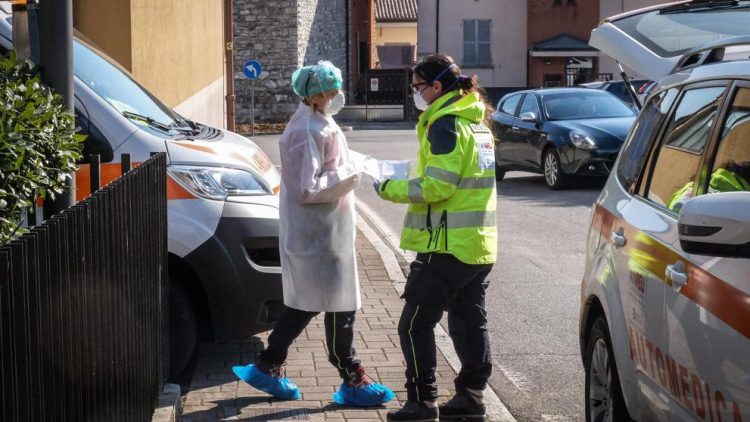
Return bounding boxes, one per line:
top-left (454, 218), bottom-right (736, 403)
top-left (355, 202), bottom-right (517, 422)
top-left (151, 383), bottom-right (181, 422)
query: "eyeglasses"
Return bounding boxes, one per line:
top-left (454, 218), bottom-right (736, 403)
top-left (410, 82), bottom-right (431, 93)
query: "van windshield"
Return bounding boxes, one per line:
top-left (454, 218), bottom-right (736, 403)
top-left (73, 40), bottom-right (179, 127)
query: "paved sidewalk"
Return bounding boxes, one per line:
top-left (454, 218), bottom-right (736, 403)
top-left (181, 231), bottom-right (458, 421)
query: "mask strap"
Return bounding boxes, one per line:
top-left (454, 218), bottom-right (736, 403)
top-left (429, 63), bottom-right (457, 86)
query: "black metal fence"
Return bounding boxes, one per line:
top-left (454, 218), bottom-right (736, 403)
top-left (339, 69), bottom-right (416, 121)
top-left (0, 153), bottom-right (168, 421)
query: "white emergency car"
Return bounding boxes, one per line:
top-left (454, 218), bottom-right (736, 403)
top-left (0, 4), bottom-right (284, 378)
top-left (580, 1), bottom-right (750, 422)
top-left (581, 1), bottom-right (750, 421)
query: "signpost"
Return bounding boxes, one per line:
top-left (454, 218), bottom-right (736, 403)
top-left (243, 60), bottom-right (262, 136)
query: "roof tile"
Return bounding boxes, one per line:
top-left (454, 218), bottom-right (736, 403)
top-left (376, 0), bottom-right (418, 22)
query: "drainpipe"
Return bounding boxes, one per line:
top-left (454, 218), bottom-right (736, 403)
top-left (345, 0), bottom-right (350, 95)
top-left (224, 0), bottom-right (236, 131)
top-left (435, 0), bottom-right (439, 53)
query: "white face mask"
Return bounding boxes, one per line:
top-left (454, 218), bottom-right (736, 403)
top-left (413, 91), bottom-right (429, 111)
top-left (324, 92), bottom-right (346, 116)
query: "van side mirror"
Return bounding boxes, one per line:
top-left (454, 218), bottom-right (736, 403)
top-left (678, 192), bottom-right (750, 258)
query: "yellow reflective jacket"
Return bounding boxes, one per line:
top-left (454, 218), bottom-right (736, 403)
top-left (378, 90), bottom-right (497, 264)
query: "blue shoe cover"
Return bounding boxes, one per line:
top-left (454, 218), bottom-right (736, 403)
top-left (332, 382), bottom-right (396, 406)
top-left (232, 364), bottom-right (301, 400)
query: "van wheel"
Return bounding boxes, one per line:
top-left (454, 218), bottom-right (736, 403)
top-left (169, 284), bottom-right (197, 380)
top-left (585, 316), bottom-right (629, 422)
top-left (543, 149), bottom-right (567, 190)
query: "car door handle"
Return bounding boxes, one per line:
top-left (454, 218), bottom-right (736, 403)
top-left (611, 231), bottom-right (626, 248)
top-left (666, 261), bottom-right (688, 291)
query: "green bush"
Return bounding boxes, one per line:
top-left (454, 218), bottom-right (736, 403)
top-left (0, 51), bottom-right (84, 244)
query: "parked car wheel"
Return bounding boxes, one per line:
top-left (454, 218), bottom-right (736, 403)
top-left (585, 316), bottom-right (629, 422)
top-left (543, 149), bottom-right (567, 190)
top-left (169, 283), bottom-right (198, 379)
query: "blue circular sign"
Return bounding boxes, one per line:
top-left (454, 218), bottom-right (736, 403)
top-left (243, 60), bottom-right (262, 80)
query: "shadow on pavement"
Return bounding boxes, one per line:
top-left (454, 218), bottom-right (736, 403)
top-left (497, 174), bottom-right (605, 207)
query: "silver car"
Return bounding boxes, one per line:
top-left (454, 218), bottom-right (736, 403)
top-left (581, 1), bottom-right (750, 421)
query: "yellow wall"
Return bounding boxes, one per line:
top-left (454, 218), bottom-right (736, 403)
top-left (374, 24), bottom-right (417, 66)
top-left (130, 0), bottom-right (224, 107)
top-left (375, 26), bottom-right (417, 47)
top-left (74, 0), bottom-right (133, 70)
top-left (74, 0), bottom-right (224, 111)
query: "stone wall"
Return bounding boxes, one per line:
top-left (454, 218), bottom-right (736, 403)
top-left (298, 0), bottom-right (347, 78)
top-left (234, 0), bottom-right (349, 123)
top-left (234, 0), bottom-right (299, 122)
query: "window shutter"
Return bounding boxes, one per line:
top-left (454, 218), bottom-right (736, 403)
top-left (478, 20), bottom-right (491, 66)
top-left (463, 20), bottom-right (477, 65)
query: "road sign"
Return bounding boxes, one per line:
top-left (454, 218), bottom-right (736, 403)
top-left (370, 78), bottom-right (379, 92)
top-left (243, 60), bottom-right (262, 80)
top-left (243, 60), bottom-right (262, 135)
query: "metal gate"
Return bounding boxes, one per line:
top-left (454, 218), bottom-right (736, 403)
top-left (339, 69), bottom-right (418, 121)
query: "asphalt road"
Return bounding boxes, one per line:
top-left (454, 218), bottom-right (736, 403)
top-left (251, 128), bottom-right (603, 421)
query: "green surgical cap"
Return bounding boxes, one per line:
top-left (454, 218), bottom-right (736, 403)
top-left (291, 61), bottom-right (343, 98)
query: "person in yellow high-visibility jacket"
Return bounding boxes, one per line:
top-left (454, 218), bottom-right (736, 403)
top-left (375, 54), bottom-right (497, 422)
top-left (668, 160), bottom-right (750, 212)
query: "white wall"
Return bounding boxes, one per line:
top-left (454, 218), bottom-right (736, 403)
top-left (174, 78), bottom-right (226, 129)
top-left (598, 0), bottom-right (666, 80)
top-left (417, 0), bottom-right (527, 87)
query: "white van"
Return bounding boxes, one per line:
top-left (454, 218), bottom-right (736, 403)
top-left (0, 4), bottom-right (284, 377)
top-left (580, 1), bottom-right (750, 421)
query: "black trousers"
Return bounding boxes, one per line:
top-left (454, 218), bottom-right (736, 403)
top-left (259, 307), bottom-right (361, 380)
top-left (398, 252), bottom-right (493, 402)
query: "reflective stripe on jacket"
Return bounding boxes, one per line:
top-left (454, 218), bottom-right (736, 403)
top-left (379, 90), bottom-right (497, 265)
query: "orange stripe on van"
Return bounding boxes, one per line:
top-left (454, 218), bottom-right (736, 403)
top-left (76, 162), bottom-right (141, 201)
top-left (166, 176), bottom-right (196, 200)
top-left (593, 205), bottom-right (750, 340)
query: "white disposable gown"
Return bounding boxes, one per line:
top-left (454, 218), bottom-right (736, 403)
top-left (278, 102), bottom-right (361, 312)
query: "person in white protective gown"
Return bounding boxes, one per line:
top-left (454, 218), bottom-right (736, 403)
top-left (233, 61), bottom-right (394, 407)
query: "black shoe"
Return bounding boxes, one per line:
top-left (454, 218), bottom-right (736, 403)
top-left (387, 401), bottom-right (439, 422)
top-left (439, 392), bottom-right (486, 420)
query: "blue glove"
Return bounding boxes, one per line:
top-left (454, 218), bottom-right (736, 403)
top-left (373, 181), bottom-right (381, 194)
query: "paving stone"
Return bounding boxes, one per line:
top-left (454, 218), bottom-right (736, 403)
top-left (182, 230), bottom-right (459, 421)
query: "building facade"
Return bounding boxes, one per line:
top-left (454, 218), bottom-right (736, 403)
top-left (233, 0), bottom-right (377, 122)
top-left (417, 0), bottom-right (527, 89)
top-left (527, 0), bottom-right (601, 88)
top-left (74, 0), bottom-right (226, 128)
top-left (417, 0), bottom-right (664, 91)
top-left (374, 0), bottom-right (418, 69)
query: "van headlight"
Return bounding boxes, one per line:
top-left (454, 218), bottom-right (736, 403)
top-left (168, 165), bottom-right (271, 200)
top-left (569, 130), bottom-right (598, 150)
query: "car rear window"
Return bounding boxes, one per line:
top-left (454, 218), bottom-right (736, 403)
top-left (613, 2), bottom-right (750, 58)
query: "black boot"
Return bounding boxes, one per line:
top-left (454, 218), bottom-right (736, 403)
top-left (387, 401), bottom-right (439, 422)
top-left (439, 390), bottom-right (486, 420)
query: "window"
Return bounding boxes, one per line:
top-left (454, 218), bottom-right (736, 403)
top-left (645, 86), bottom-right (726, 211)
top-left (75, 108), bottom-right (114, 164)
top-left (702, 87), bottom-right (750, 196)
top-left (463, 20), bottom-right (491, 67)
top-left (500, 94), bottom-right (522, 116)
top-left (518, 94), bottom-right (540, 117)
top-left (542, 92), bottom-right (635, 120)
top-left (617, 88), bottom-right (679, 192)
